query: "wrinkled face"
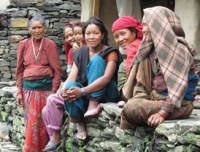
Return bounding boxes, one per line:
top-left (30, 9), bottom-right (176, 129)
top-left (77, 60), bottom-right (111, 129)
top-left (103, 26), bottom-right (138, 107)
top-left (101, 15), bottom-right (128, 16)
top-left (73, 26), bottom-right (84, 45)
top-left (113, 28), bottom-right (136, 50)
top-left (142, 17), bottom-right (152, 42)
top-left (64, 27), bottom-right (75, 46)
top-left (29, 20), bottom-right (46, 41)
top-left (84, 24), bottom-right (103, 48)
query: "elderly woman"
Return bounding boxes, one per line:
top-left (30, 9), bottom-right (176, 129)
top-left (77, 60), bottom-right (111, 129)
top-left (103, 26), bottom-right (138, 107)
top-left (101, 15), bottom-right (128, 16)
top-left (120, 6), bottom-right (198, 130)
top-left (16, 14), bottom-right (61, 151)
top-left (111, 15), bottom-right (143, 107)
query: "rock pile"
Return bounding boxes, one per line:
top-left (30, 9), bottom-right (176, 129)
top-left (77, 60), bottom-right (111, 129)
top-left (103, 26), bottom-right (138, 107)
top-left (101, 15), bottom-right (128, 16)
top-left (59, 103), bottom-right (200, 152)
top-left (0, 85), bottom-right (200, 151)
top-left (0, 87), bottom-right (23, 151)
top-left (0, 142), bottom-right (21, 152)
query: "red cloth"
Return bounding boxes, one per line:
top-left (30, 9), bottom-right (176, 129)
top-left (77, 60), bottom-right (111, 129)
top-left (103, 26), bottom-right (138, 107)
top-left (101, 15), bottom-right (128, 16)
top-left (67, 42), bottom-right (87, 64)
top-left (16, 37), bottom-right (61, 93)
top-left (65, 21), bottom-right (76, 27)
top-left (23, 90), bottom-right (50, 152)
top-left (67, 48), bottom-right (74, 64)
top-left (126, 39), bottom-right (142, 74)
top-left (64, 21), bottom-right (76, 62)
top-left (112, 16), bottom-right (143, 39)
top-left (65, 41), bottom-right (72, 63)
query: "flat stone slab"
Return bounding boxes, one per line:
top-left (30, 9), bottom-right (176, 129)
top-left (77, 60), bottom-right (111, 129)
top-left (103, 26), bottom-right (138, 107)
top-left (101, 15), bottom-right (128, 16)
top-left (101, 102), bottom-right (200, 124)
top-left (0, 142), bottom-right (21, 152)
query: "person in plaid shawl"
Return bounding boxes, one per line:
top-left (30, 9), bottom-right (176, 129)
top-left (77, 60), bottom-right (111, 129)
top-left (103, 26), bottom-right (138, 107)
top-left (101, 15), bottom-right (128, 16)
top-left (120, 6), bottom-right (199, 129)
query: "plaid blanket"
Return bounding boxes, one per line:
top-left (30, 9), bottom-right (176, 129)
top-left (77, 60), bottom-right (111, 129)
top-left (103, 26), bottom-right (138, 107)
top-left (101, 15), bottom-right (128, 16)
top-left (132, 6), bottom-right (195, 108)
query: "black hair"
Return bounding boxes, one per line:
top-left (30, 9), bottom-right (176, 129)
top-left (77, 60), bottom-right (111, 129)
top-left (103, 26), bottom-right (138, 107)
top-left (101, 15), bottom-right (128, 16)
top-left (73, 22), bottom-right (85, 30)
top-left (63, 22), bottom-right (74, 34)
top-left (82, 17), bottom-right (108, 45)
top-left (64, 23), bottom-right (73, 29)
top-left (127, 27), bottom-right (138, 38)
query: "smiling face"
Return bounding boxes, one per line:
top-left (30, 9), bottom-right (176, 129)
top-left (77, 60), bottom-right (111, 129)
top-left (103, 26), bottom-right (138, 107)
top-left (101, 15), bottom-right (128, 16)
top-left (73, 26), bottom-right (84, 45)
top-left (142, 17), bottom-right (153, 42)
top-left (113, 28), bottom-right (136, 50)
top-left (28, 20), bottom-right (46, 41)
top-left (84, 24), bottom-right (103, 48)
top-left (64, 26), bottom-right (75, 46)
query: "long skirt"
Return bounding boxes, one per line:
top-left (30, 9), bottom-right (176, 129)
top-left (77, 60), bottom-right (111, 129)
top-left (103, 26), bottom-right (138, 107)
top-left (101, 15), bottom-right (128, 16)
top-left (120, 58), bottom-right (194, 129)
top-left (23, 89), bottom-right (50, 152)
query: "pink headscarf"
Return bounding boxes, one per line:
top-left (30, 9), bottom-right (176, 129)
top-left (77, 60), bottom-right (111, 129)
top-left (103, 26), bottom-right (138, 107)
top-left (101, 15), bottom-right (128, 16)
top-left (112, 16), bottom-right (143, 39)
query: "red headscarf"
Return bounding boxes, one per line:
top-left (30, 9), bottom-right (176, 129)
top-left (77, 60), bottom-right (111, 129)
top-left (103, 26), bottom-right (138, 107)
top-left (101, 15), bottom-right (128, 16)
top-left (112, 16), bottom-right (143, 39)
top-left (64, 21), bottom-right (76, 62)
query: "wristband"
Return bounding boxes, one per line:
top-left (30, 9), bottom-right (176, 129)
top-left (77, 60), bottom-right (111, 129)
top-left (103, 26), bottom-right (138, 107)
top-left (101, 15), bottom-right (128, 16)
top-left (17, 90), bottom-right (23, 96)
top-left (157, 111), bottom-right (168, 119)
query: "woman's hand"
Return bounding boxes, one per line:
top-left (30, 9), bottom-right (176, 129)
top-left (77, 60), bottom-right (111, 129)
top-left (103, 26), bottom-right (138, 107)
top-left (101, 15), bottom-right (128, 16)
top-left (16, 94), bottom-right (24, 107)
top-left (67, 87), bottom-right (82, 102)
top-left (60, 87), bottom-right (82, 102)
top-left (147, 110), bottom-right (168, 126)
top-left (60, 89), bottom-right (69, 100)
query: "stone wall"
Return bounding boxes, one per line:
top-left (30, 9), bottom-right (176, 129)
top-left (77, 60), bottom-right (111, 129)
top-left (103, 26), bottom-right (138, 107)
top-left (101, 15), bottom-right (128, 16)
top-left (58, 104), bottom-right (200, 152)
top-left (0, 0), bottom-right (81, 82)
top-left (0, 86), bottom-right (200, 152)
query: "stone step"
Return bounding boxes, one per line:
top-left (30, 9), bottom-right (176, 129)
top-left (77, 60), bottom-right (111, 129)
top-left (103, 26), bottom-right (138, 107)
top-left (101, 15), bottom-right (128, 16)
top-left (0, 142), bottom-right (21, 152)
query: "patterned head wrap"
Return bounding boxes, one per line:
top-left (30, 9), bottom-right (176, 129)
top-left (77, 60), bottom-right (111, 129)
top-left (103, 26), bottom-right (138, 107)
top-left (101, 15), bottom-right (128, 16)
top-left (112, 16), bottom-right (143, 39)
top-left (133, 6), bottom-right (194, 108)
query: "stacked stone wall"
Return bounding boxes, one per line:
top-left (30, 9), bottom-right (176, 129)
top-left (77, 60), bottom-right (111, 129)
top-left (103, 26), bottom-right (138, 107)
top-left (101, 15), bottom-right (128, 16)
top-left (0, 87), bottom-right (200, 152)
top-left (0, 0), bottom-right (81, 82)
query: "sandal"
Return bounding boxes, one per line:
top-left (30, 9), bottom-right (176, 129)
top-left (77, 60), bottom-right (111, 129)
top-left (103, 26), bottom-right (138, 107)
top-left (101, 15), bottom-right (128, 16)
top-left (42, 140), bottom-right (61, 152)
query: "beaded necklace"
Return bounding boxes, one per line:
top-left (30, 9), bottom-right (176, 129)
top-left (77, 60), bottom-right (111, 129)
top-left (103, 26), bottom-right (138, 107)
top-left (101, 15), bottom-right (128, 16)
top-left (32, 37), bottom-right (44, 62)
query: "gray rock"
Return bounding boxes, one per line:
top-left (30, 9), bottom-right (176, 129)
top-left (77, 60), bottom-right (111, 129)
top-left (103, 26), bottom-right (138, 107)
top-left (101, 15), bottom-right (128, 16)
top-left (45, 0), bottom-right (62, 4)
top-left (87, 126), bottom-right (101, 137)
top-left (0, 40), bottom-right (9, 45)
top-left (7, 8), bottom-right (27, 17)
top-left (0, 123), bottom-right (9, 141)
top-left (0, 60), bottom-right (10, 67)
top-left (0, 29), bottom-right (8, 37)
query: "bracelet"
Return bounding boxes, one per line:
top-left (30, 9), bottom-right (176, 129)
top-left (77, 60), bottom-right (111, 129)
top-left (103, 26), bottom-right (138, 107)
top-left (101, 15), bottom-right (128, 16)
top-left (17, 90), bottom-right (23, 96)
top-left (80, 88), bottom-right (87, 96)
top-left (157, 111), bottom-right (168, 119)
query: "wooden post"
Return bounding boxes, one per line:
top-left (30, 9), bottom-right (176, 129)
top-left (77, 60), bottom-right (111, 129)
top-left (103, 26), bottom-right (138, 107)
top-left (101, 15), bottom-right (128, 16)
top-left (92, 0), bottom-right (100, 17)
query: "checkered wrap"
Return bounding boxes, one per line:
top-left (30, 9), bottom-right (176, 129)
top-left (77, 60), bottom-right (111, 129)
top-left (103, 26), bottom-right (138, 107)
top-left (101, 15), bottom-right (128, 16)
top-left (133, 6), bottom-right (194, 108)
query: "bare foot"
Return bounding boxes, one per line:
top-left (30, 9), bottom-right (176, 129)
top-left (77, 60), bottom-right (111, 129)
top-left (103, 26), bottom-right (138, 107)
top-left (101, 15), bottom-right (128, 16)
top-left (76, 121), bottom-right (87, 139)
top-left (117, 100), bottom-right (126, 108)
top-left (87, 100), bottom-right (99, 111)
top-left (84, 100), bottom-right (102, 118)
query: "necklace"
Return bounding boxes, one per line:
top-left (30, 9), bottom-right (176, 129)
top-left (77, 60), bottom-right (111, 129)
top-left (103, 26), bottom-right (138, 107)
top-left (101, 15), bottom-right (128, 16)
top-left (32, 37), bottom-right (44, 62)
